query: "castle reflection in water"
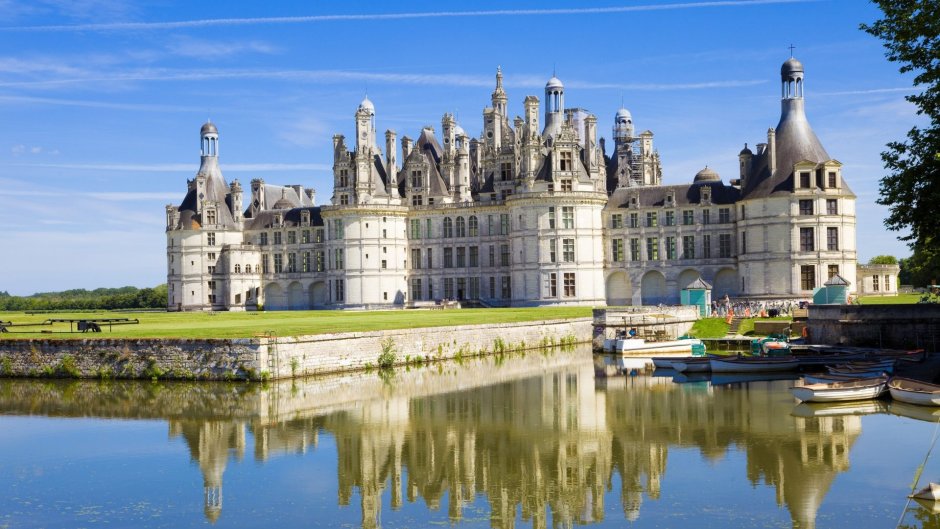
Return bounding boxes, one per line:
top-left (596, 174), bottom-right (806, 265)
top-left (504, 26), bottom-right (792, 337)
top-left (0, 347), bottom-right (859, 528)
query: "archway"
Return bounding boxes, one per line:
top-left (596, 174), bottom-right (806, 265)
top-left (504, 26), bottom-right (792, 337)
top-left (678, 269), bottom-right (701, 290)
top-left (713, 268), bottom-right (739, 299)
top-left (263, 283), bottom-right (286, 311)
top-left (309, 281), bottom-right (328, 308)
top-left (287, 281), bottom-right (306, 310)
top-left (605, 271), bottom-right (632, 306)
top-left (640, 271), bottom-right (667, 306)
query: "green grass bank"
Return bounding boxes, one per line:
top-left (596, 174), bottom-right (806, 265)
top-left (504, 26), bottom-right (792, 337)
top-left (0, 306), bottom-right (593, 340)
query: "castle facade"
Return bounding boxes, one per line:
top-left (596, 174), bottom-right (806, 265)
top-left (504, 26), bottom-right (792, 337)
top-left (165, 57), bottom-right (857, 311)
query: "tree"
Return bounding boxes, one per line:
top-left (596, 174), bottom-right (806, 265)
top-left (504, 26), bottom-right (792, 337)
top-left (868, 255), bottom-right (898, 265)
top-left (861, 2), bottom-right (940, 243)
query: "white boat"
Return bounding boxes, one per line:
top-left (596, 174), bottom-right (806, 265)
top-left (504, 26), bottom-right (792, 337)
top-left (790, 376), bottom-right (887, 403)
top-left (888, 377), bottom-right (940, 407)
top-left (911, 482), bottom-right (940, 501)
top-left (709, 356), bottom-right (799, 373)
top-left (605, 337), bottom-right (703, 354)
top-left (803, 373), bottom-right (876, 385)
top-left (672, 358), bottom-right (711, 373)
top-left (652, 355), bottom-right (705, 369)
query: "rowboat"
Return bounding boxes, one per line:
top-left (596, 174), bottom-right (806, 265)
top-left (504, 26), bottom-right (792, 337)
top-left (790, 376), bottom-right (887, 403)
top-left (672, 358), bottom-right (712, 373)
top-left (911, 483), bottom-right (940, 501)
top-left (888, 377), bottom-right (940, 407)
top-left (604, 337), bottom-right (703, 354)
top-left (803, 372), bottom-right (881, 385)
top-left (709, 356), bottom-right (799, 373)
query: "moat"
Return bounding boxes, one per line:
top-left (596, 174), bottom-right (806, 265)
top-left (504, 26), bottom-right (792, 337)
top-left (2, 346), bottom-right (939, 528)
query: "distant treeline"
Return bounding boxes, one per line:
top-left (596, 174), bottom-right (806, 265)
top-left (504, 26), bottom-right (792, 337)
top-left (0, 285), bottom-right (167, 311)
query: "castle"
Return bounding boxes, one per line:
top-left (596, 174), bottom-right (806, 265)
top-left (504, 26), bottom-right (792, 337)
top-left (166, 57), bottom-right (857, 311)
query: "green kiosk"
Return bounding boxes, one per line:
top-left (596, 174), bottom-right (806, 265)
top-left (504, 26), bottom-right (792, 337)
top-left (681, 278), bottom-right (713, 317)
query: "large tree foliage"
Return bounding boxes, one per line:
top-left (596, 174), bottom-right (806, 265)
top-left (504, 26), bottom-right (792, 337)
top-left (861, 2), bottom-right (940, 243)
top-left (868, 254), bottom-right (899, 265)
top-left (0, 285), bottom-right (167, 311)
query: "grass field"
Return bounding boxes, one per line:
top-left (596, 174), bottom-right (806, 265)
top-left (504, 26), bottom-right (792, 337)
top-left (857, 293), bottom-right (922, 304)
top-left (0, 307), bottom-right (593, 340)
top-left (690, 316), bottom-right (794, 338)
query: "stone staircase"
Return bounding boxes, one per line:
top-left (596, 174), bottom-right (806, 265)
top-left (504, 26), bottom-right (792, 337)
top-left (726, 316), bottom-right (745, 337)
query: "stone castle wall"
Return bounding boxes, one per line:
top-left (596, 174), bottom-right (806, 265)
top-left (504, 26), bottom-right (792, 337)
top-left (0, 318), bottom-right (592, 380)
top-left (808, 305), bottom-right (940, 350)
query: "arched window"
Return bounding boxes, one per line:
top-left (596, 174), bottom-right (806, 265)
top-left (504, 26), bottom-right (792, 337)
top-left (234, 264), bottom-right (241, 273)
top-left (455, 216), bottom-right (466, 238)
top-left (443, 217), bottom-right (453, 238)
top-left (468, 215), bottom-right (478, 237)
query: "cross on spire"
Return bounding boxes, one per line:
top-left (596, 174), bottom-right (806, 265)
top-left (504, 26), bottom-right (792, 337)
top-left (788, 44), bottom-right (796, 57)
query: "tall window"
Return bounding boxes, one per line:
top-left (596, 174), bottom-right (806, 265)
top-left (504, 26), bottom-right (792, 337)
top-left (611, 214), bottom-right (623, 229)
top-left (828, 171), bottom-right (837, 188)
top-left (664, 211), bottom-right (675, 226)
top-left (548, 273), bottom-right (557, 297)
top-left (646, 237), bottom-right (659, 260)
top-left (559, 151), bottom-right (572, 171)
top-left (456, 217), bottom-right (466, 237)
top-left (456, 247), bottom-right (466, 267)
top-left (302, 230), bottom-right (310, 244)
top-left (411, 248), bottom-right (421, 269)
top-left (468, 216), bottom-right (479, 236)
top-left (828, 264), bottom-right (839, 278)
top-left (426, 219), bottom-right (433, 238)
top-left (316, 251), bottom-right (324, 272)
top-left (741, 231), bottom-right (747, 254)
top-left (646, 212), bottom-right (658, 227)
top-left (333, 220), bottom-right (344, 239)
top-left (665, 236), bottom-right (676, 259)
top-left (800, 227), bottom-right (815, 251)
top-left (260, 232), bottom-right (268, 246)
top-left (500, 244), bottom-right (510, 266)
top-left (335, 279), bottom-right (345, 302)
top-left (548, 207), bottom-right (556, 229)
top-left (443, 217), bottom-right (453, 238)
top-left (549, 238), bottom-right (557, 263)
top-left (630, 239), bottom-right (640, 261)
top-left (207, 233), bottom-right (216, 246)
top-left (719, 234), bottom-right (732, 258)
top-left (682, 235), bottom-right (695, 259)
top-left (682, 210), bottom-right (694, 226)
top-left (489, 246), bottom-right (495, 267)
top-left (410, 219), bottom-right (421, 239)
top-left (800, 265), bottom-right (816, 290)
top-left (273, 254), bottom-right (283, 273)
top-left (612, 239), bottom-right (624, 262)
top-left (274, 232), bottom-right (282, 245)
top-left (827, 227), bottom-right (839, 250)
top-left (206, 210), bottom-right (216, 225)
top-left (873, 274), bottom-right (880, 291)
top-left (287, 253), bottom-right (296, 272)
top-left (469, 246), bottom-right (479, 267)
top-left (500, 214), bottom-right (510, 234)
top-left (702, 210), bottom-right (711, 225)
top-left (799, 199), bottom-right (814, 216)
top-left (302, 252), bottom-right (309, 272)
top-left (501, 277), bottom-right (511, 299)
top-left (443, 247), bottom-right (454, 268)
top-left (826, 199), bottom-right (838, 215)
top-left (500, 162), bottom-right (512, 181)
top-left (703, 234), bottom-right (711, 258)
top-left (411, 278), bottom-right (422, 301)
top-left (563, 273), bottom-right (576, 297)
top-left (718, 208), bottom-right (730, 224)
top-left (334, 248), bottom-right (344, 269)
top-left (800, 171), bottom-right (811, 188)
top-left (562, 207), bottom-right (574, 229)
top-left (563, 238), bottom-right (575, 262)
top-left (286, 231), bottom-right (295, 245)
top-left (629, 213), bottom-right (639, 228)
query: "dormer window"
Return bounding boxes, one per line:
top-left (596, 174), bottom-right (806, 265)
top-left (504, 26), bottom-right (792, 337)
top-left (205, 209), bottom-right (216, 225)
top-left (665, 193), bottom-right (674, 206)
top-left (561, 179), bottom-right (573, 192)
top-left (630, 196), bottom-right (638, 208)
top-left (827, 171), bottom-right (838, 188)
top-left (799, 171), bottom-right (811, 188)
top-left (559, 151), bottom-right (572, 171)
top-left (301, 211), bottom-right (310, 226)
top-left (701, 187), bottom-right (711, 204)
top-left (411, 170), bottom-right (422, 188)
top-left (274, 214), bottom-right (283, 227)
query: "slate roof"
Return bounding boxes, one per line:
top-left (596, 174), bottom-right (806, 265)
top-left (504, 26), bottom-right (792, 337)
top-left (605, 181), bottom-right (740, 210)
top-left (245, 207), bottom-right (324, 230)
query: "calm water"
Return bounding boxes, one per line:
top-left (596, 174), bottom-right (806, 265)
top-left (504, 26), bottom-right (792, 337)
top-left (2, 347), bottom-right (940, 528)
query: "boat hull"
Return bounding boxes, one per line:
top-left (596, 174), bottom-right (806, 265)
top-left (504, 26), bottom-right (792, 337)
top-left (672, 360), bottom-right (711, 373)
top-left (607, 338), bottom-right (702, 354)
top-left (790, 378), bottom-right (887, 403)
top-left (709, 357), bottom-right (799, 373)
top-left (888, 377), bottom-right (940, 407)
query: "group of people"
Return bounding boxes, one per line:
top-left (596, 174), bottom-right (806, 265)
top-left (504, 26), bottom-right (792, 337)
top-left (710, 296), bottom-right (805, 319)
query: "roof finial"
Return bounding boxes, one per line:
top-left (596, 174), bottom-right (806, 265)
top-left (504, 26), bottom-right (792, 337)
top-left (788, 43), bottom-right (796, 57)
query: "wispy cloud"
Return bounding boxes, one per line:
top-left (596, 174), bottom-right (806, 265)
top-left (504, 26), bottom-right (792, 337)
top-left (0, 66), bottom-right (767, 92)
top-left (0, 94), bottom-right (199, 111)
top-left (3, 161), bottom-right (331, 172)
top-left (165, 36), bottom-right (278, 59)
top-left (816, 87), bottom-right (915, 97)
top-left (0, 0), bottom-right (819, 32)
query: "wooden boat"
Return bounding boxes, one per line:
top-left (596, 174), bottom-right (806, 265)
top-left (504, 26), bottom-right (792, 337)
top-left (710, 372), bottom-right (800, 386)
top-left (803, 372), bottom-right (879, 385)
top-left (605, 337), bottom-right (703, 354)
top-left (888, 377), bottom-right (940, 406)
top-left (672, 358), bottom-right (711, 373)
top-left (911, 483), bottom-right (940, 501)
top-left (790, 376), bottom-right (887, 403)
top-left (709, 356), bottom-right (799, 373)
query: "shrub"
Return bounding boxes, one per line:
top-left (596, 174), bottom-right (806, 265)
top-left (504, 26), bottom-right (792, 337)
top-left (377, 337), bottom-right (397, 368)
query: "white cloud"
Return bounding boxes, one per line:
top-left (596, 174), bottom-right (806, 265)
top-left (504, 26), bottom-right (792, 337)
top-left (0, 94), bottom-right (200, 112)
top-left (166, 36), bottom-right (278, 59)
top-left (2, 161), bottom-right (331, 172)
top-left (0, 0), bottom-right (819, 32)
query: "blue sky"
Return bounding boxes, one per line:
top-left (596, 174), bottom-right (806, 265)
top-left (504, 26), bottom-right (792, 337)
top-left (0, 0), bottom-right (922, 295)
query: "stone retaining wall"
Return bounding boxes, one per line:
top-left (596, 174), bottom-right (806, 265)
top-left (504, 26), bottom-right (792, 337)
top-left (808, 305), bottom-right (940, 350)
top-left (0, 318), bottom-right (592, 380)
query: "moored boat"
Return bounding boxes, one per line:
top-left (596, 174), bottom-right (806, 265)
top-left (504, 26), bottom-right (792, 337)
top-left (709, 356), bottom-right (799, 373)
top-left (790, 376), bottom-right (887, 403)
top-left (911, 483), bottom-right (940, 501)
top-left (888, 377), bottom-right (940, 407)
top-left (607, 337), bottom-right (703, 354)
top-left (672, 358), bottom-right (712, 373)
top-left (803, 372), bottom-right (878, 385)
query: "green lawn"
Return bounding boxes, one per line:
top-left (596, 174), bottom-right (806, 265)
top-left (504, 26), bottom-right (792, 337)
top-left (857, 293), bottom-right (922, 305)
top-left (688, 318), bottom-right (730, 338)
top-left (0, 307), bottom-right (593, 340)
